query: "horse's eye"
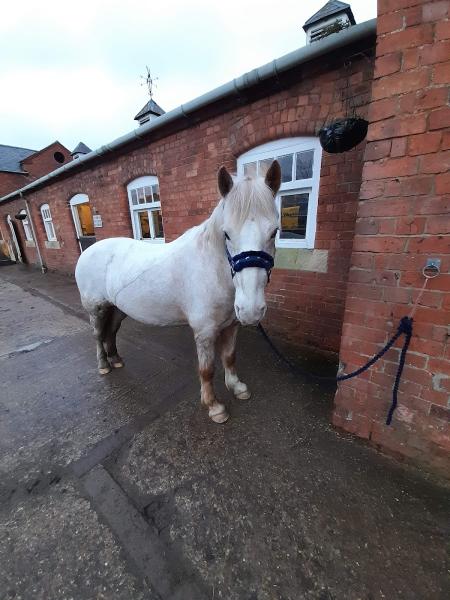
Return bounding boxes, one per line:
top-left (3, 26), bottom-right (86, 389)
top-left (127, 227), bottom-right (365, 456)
top-left (224, 232), bottom-right (230, 240)
top-left (270, 229), bottom-right (278, 239)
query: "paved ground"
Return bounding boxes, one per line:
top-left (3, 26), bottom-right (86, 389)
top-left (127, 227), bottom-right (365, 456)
top-left (0, 264), bottom-right (449, 600)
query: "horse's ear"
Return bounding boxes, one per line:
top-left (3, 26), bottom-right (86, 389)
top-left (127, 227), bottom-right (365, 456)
top-left (265, 160), bottom-right (281, 197)
top-left (218, 166), bottom-right (234, 198)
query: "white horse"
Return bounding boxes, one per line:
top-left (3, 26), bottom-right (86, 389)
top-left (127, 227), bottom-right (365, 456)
top-left (75, 161), bottom-right (281, 423)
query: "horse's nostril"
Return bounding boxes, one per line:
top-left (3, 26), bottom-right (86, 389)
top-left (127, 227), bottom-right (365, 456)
top-left (258, 305), bottom-right (267, 317)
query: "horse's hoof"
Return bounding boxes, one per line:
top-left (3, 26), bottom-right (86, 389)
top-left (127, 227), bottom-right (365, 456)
top-left (111, 361), bottom-right (124, 368)
top-left (99, 367), bottom-right (111, 375)
top-left (236, 390), bottom-right (251, 400)
top-left (210, 411), bottom-right (230, 424)
top-left (208, 404), bottom-right (230, 424)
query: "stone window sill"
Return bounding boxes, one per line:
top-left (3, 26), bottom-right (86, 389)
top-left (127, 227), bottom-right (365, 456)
top-left (25, 240), bottom-right (36, 248)
top-left (274, 248), bottom-right (328, 273)
top-left (44, 240), bottom-right (61, 250)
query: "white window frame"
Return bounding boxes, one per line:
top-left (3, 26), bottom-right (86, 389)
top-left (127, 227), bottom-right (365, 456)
top-left (19, 209), bottom-right (33, 242)
top-left (237, 137), bottom-right (322, 249)
top-left (127, 176), bottom-right (164, 243)
top-left (40, 203), bottom-right (57, 242)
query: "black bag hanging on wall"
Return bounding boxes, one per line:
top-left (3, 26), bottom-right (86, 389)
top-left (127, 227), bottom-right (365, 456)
top-left (319, 117), bottom-right (368, 153)
top-left (318, 60), bottom-right (369, 154)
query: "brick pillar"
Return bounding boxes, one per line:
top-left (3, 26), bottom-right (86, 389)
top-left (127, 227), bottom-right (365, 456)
top-left (333, 0), bottom-right (450, 475)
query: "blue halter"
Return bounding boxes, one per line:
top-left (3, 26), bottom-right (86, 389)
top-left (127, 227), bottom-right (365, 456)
top-left (225, 239), bottom-right (274, 282)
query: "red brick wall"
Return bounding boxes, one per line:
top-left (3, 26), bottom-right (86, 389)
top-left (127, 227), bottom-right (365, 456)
top-left (267, 144), bottom-right (368, 352)
top-left (334, 0), bottom-right (450, 476)
top-left (0, 47), bottom-right (374, 355)
top-left (21, 142), bottom-right (72, 180)
top-left (0, 172), bottom-right (28, 197)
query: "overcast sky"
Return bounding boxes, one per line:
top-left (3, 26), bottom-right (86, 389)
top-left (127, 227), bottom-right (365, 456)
top-left (1, 0), bottom-right (376, 153)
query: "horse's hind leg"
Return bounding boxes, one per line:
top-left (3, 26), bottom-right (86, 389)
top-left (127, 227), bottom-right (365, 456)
top-left (218, 322), bottom-right (251, 400)
top-left (194, 331), bottom-right (229, 424)
top-left (103, 306), bottom-right (127, 368)
top-left (89, 305), bottom-right (111, 375)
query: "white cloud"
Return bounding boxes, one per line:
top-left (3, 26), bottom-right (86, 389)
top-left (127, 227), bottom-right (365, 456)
top-left (1, 0), bottom-right (377, 151)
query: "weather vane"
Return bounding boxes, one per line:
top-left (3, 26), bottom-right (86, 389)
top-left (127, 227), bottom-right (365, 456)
top-left (140, 66), bottom-right (158, 100)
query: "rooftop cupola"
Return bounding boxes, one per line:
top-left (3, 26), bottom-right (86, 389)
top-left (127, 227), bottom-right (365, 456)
top-left (303, 1), bottom-right (356, 44)
top-left (71, 142), bottom-right (92, 160)
top-left (134, 99), bottom-right (165, 127)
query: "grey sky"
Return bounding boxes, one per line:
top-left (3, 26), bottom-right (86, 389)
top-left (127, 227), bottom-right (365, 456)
top-left (1, 0), bottom-right (376, 153)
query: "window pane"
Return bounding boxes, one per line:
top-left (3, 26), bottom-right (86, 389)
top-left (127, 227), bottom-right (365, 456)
top-left (151, 209), bottom-right (164, 238)
top-left (137, 187), bottom-right (146, 204)
top-left (243, 162), bottom-right (257, 177)
top-left (76, 203), bottom-right (95, 236)
top-left (258, 158), bottom-right (273, 177)
top-left (280, 193), bottom-right (309, 239)
top-left (45, 222), bottom-right (51, 240)
top-left (137, 211), bottom-right (151, 239)
top-left (295, 150), bottom-right (314, 180)
top-left (44, 221), bottom-right (56, 241)
top-left (23, 221), bottom-right (32, 241)
top-left (131, 189), bottom-right (138, 205)
top-left (152, 184), bottom-right (160, 202)
top-left (278, 154), bottom-right (293, 183)
top-left (144, 186), bottom-right (153, 202)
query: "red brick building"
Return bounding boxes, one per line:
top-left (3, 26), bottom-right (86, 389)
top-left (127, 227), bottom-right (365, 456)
top-left (333, 0), bottom-right (450, 476)
top-left (0, 141), bottom-right (72, 197)
top-left (0, 1), bottom-right (448, 476)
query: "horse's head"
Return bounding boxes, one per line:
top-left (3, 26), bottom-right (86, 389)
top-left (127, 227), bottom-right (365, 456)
top-left (219, 161), bottom-right (281, 326)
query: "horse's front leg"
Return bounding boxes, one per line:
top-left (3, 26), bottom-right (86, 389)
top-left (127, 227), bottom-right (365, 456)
top-left (194, 332), bottom-right (229, 424)
top-left (218, 322), bottom-right (251, 400)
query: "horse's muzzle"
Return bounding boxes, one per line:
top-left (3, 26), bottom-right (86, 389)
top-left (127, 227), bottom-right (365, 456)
top-left (235, 303), bottom-right (267, 326)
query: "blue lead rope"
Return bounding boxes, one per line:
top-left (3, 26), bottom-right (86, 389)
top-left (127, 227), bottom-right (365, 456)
top-left (258, 316), bottom-right (413, 426)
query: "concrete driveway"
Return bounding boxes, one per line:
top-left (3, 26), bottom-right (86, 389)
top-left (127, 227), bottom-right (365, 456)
top-left (0, 265), bottom-right (448, 600)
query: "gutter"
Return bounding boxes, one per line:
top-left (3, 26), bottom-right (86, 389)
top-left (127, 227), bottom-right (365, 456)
top-left (0, 18), bottom-right (376, 204)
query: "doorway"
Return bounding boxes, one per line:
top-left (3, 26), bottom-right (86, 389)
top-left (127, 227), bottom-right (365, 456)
top-left (70, 194), bottom-right (96, 252)
top-left (6, 215), bottom-right (23, 262)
